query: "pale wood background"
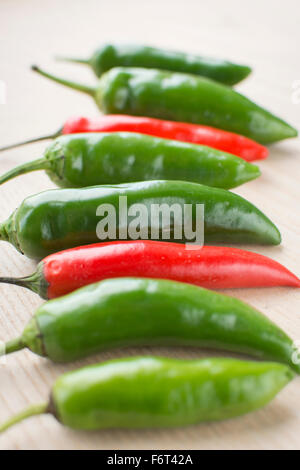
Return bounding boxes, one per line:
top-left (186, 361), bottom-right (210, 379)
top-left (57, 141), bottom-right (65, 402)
top-left (0, 0), bottom-right (299, 450)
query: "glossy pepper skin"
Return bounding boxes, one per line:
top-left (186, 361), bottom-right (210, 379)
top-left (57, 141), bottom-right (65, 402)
top-left (0, 132), bottom-right (260, 190)
top-left (59, 43), bottom-right (252, 85)
top-left (0, 115), bottom-right (268, 162)
top-left (62, 115), bottom-right (268, 161)
top-left (32, 66), bottom-right (298, 144)
top-left (50, 357), bottom-right (294, 429)
top-left (0, 357), bottom-right (294, 432)
top-left (2, 277), bottom-right (300, 372)
top-left (0, 180), bottom-right (281, 260)
top-left (1, 241), bottom-right (298, 300)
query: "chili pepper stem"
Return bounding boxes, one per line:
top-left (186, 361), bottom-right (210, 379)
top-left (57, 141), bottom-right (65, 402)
top-left (55, 56), bottom-right (90, 65)
top-left (0, 268), bottom-right (45, 297)
top-left (0, 157), bottom-right (50, 185)
top-left (1, 337), bottom-right (25, 356)
top-left (0, 223), bottom-right (8, 241)
top-left (0, 403), bottom-right (48, 433)
top-left (0, 128), bottom-right (63, 152)
top-left (31, 65), bottom-right (96, 97)
top-left (0, 276), bottom-right (33, 291)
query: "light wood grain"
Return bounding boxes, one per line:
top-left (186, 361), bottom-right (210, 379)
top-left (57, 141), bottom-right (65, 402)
top-left (0, 0), bottom-right (299, 450)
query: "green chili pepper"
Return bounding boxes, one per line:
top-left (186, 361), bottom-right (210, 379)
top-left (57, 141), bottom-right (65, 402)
top-left (32, 66), bottom-right (297, 144)
top-left (0, 180), bottom-right (281, 259)
top-left (58, 43), bottom-right (252, 85)
top-left (0, 132), bottom-right (260, 190)
top-left (2, 278), bottom-right (299, 372)
top-left (0, 356), bottom-right (294, 432)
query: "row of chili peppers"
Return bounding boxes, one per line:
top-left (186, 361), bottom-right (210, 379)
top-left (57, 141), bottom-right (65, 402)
top-left (0, 43), bottom-right (298, 433)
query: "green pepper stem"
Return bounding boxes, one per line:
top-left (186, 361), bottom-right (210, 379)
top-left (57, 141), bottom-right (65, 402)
top-left (0, 403), bottom-right (49, 433)
top-left (0, 128), bottom-right (63, 152)
top-left (0, 270), bottom-right (44, 296)
top-left (0, 157), bottom-right (49, 185)
top-left (31, 65), bottom-right (96, 97)
top-left (0, 337), bottom-right (25, 356)
top-left (0, 223), bottom-right (8, 241)
top-left (55, 55), bottom-right (90, 65)
top-left (0, 275), bottom-right (33, 290)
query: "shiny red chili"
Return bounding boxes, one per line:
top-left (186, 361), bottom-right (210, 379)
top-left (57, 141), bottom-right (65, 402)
top-left (63, 115), bottom-right (268, 161)
top-left (0, 115), bottom-right (268, 162)
top-left (0, 241), bottom-right (298, 299)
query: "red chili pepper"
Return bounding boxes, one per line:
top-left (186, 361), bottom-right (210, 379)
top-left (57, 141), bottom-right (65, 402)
top-left (0, 241), bottom-right (298, 299)
top-left (0, 115), bottom-right (268, 162)
top-left (65, 115), bottom-right (269, 161)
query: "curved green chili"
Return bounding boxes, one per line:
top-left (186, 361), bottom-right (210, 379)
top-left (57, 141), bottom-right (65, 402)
top-left (32, 66), bottom-right (297, 144)
top-left (0, 356), bottom-right (294, 432)
top-left (58, 42), bottom-right (252, 85)
top-left (1, 277), bottom-right (299, 372)
top-left (0, 180), bottom-right (281, 259)
top-left (0, 132), bottom-right (260, 190)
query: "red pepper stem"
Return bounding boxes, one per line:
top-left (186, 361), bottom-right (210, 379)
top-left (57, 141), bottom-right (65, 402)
top-left (0, 403), bottom-right (48, 433)
top-left (0, 268), bottom-right (45, 297)
top-left (0, 276), bottom-right (34, 290)
top-left (0, 157), bottom-right (50, 185)
top-left (31, 65), bottom-right (96, 97)
top-left (0, 128), bottom-right (63, 152)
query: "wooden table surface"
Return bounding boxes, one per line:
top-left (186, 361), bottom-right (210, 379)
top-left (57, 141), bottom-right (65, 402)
top-left (0, 0), bottom-right (299, 450)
